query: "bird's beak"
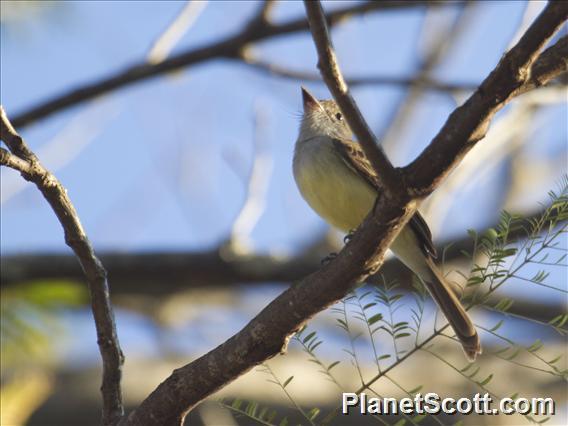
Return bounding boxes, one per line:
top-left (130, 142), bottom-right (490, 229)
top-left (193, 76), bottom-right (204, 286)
top-left (301, 86), bottom-right (322, 112)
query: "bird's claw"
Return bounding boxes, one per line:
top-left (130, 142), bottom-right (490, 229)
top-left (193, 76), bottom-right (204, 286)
top-left (343, 229), bottom-right (357, 244)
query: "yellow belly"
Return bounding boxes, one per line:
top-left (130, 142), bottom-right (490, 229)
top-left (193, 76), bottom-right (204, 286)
top-left (293, 138), bottom-right (432, 278)
top-left (293, 140), bottom-right (376, 232)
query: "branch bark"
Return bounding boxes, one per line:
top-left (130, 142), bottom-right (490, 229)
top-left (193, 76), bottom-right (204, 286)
top-left (304, 1), bottom-right (400, 194)
top-left (0, 108), bottom-right (124, 426)
top-left (120, 1), bottom-right (567, 425)
top-left (403, 6), bottom-right (568, 195)
top-left (11, 0), bottom-right (448, 129)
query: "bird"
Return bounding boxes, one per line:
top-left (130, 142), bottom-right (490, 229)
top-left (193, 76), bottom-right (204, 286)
top-left (293, 87), bottom-right (481, 361)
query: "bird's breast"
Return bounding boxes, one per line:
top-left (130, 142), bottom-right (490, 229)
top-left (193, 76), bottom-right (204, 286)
top-left (293, 138), bottom-right (377, 232)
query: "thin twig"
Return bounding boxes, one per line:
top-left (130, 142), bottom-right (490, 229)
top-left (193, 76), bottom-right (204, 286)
top-left (242, 56), bottom-right (479, 93)
top-left (255, 0), bottom-right (278, 25)
top-left (0, 147), bottom-right (34, 174)
top-left (303, 0), bottom-right (400, 194)
top-left (147, 0), bottom-right (208, 64)
top-left (0, 107), bottom-right (124, 426)
top-left (380, 1), bottom-right (476, 158)
top-left (225, 102), bottom-right (274, 255)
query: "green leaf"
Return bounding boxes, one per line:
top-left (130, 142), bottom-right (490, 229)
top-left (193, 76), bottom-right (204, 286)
top-left (282, 376), bottom-right (294, 388)
top-left (505, 348), bottom-right (521, 360)
top-left (549, 314), bottom-right (568, 328)
top-left (467, 366), bottom-right (480, 378)
top-left (303, 332), bottom-right (316, 344)
top-left (335, 318), bottom-right (348, 331)
top-left (368, 313), bottom-right (383, 325)
top-left (309, 341), bottom-right (322, 352)
top-left (328, 361), bottom-right (341, 371)
top-left (489, 320), bottom-right (504, 332)
top-left (307, 407), bottom-right (320, 420)
top-left (231, 399), bottom-right (243, 410)
top-left (246, 400), bottom-right (258, 417)
top-left (494, 298), bottom-right (514, 312)
top-left (527, 339), bottom-right (543, 353)
top-left (477, 374), bottom-right (493, 386)
top-left (393, 321), bottom-right (409, 330)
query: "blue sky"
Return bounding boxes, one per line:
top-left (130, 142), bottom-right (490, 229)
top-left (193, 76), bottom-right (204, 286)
top-left (3, 0), bottom-right (563, 255)
top-left (1, 0), bottom-right (566, 379)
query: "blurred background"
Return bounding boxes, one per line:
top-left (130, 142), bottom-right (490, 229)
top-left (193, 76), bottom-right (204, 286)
top-left (1, 1), bottom-right (566, 425)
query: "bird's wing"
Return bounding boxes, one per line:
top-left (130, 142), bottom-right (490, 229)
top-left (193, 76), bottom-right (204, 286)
top-left (409, 209), bottom-right (437, 258)
top-left (332, 137), bottom-right (437, 259)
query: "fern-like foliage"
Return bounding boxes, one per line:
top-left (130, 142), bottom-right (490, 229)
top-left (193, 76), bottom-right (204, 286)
top-left (219, 178), bottom-right (567, 425)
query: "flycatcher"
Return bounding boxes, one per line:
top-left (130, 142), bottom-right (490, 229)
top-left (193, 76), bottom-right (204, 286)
top-left (293, 87), bottom-right (481, 361)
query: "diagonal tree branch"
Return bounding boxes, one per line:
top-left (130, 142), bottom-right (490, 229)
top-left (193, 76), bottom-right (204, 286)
top-left (403, 4), bottom-right (568, 195)
top-left (119, 1), bottom-right (567, 425)
top-left (0, 147), bottom-right (35, 174)
top-left (516, 34), bottom-right (568, 96)
top-left (303, 1), bottom-right (400, 194)
top-left (380, 1), bottom-right (476, 157)
top-left (10, 0), bottom-right (449, 129)
top-left (0, 107), bottom-right (124, 426)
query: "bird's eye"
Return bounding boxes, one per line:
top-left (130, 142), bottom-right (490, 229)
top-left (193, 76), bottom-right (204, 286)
top-left (335, 112), bottom-right (343, 121)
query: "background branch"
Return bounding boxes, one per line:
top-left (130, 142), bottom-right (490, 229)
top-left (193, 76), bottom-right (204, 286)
top-left (244, 56), bottom-right (479, 92)
top-left (404, 3), bottom-right (568, 194)
top-left (0, 205), bottom-right (554, 292)
top-left (2, 206), bottom-right (562, 329)
top-left (10, 0), bottom-right (449, 129)
top-left (146, 0), bottom-right (208, 64)
top-left (0, 107), bottom-right (124, 426)
top-left (380, 1), bottom-right (475, 158)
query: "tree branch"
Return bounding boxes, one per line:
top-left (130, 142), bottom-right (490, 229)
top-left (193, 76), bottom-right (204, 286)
top-left (404, 4), bottom-right (568, 195)
top-left (516, 34), bottom-right (568, 96)
top-left (3, 210), bottom-right (564, 329)
top-left (0, 147), bottom-right (34, 174)
top-left (118, 2), bottom-right (567, 424)
top-left (242, 55), bottom-right (480, 93)
top-left (10, 0), bottom-right (448, 129)
top-left (1, 205), bottom-right (557, 296)
top-left (303, 1), bottom-right (400, 194)
top-left (115, 3), bottom-right (565, 425)
top-left (0, 107), bottom-right (124, 426)
top-left (380, 1), bottom-right (475, 156)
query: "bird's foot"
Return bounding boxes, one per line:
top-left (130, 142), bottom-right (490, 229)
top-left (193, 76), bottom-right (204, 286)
top-left (343, 229), bottom-right (357, 244)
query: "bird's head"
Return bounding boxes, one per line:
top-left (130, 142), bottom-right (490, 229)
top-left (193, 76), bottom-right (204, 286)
top-left (299, 87), bottom-right (352, 141)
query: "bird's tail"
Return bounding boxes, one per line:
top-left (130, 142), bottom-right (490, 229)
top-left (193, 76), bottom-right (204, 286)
top-left (423, 257), bottom-right (482, 361)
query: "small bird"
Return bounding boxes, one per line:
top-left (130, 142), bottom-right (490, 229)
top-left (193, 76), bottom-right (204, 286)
top-left (293, 87), bottom-right (481, 361)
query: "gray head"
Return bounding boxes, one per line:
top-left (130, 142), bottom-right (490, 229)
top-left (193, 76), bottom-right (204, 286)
top-left (298, 87), bottom-right (352, 141)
